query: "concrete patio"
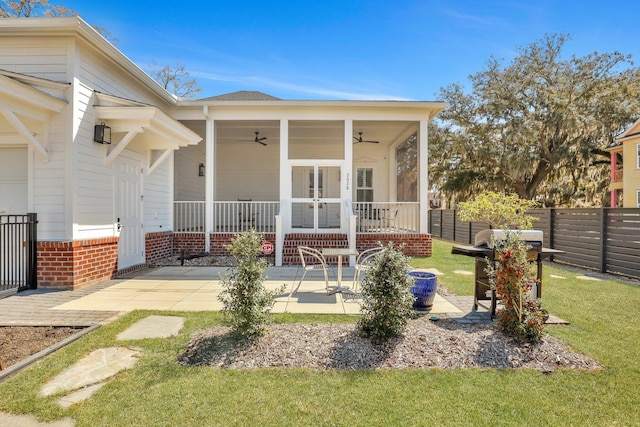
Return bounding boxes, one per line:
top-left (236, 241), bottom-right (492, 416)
top-left (50, 266), bottom-right (463, 317)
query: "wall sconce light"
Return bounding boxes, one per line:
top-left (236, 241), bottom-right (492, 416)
top-left (94, 122), bottom-right (111, 144)
top-left (198, 163), bottom-right (205, 177)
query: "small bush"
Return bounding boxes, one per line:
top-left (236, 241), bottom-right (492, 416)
top-left (488, 232), bottom-right (546, 343)
top-left (358, 243), bottom-right (415, 343)
top-left (218, 230), bottom-right (283, 338)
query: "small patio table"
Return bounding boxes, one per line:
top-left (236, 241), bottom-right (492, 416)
top-left (322, 247), bottom-right (359, 295)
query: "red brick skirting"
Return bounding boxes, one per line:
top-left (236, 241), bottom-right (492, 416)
top-left (356, 233), bottom-right (432, 257)
top-left (35, 232), bottom-right (430, 290)
top-left (37, 237), bottom-right (119, 290)
top-left (146, 231), bottom-right (173, 263)
top-left (207, 233), bottom-right (277, 257)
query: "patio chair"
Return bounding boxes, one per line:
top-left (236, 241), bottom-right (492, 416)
top-left (294, 246), bottom-right (331, 295)
top-left (380, 208), bottom-right (399, 231)
top-left (352, 246), bottom-right (387, 291)
top-left (238, 198), bottom-right (256, 229)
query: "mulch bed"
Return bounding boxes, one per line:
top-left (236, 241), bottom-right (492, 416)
top-left (0, 326), bottom-right (80, 371)
top-left (179, 319), bottom-right (603, 372)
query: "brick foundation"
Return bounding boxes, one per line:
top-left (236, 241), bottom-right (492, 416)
top-left (37, 237), bottom-right (119, 290)
top-left (146, 231), bottom-right (173, 263)
top-left (356, 233), bottom-right (432, 257)
top-left (208, 233), bottom-right (277, 257)
top-left (34, 232), bottom-right (430, 290)
top-left (173, 232), bottom-right (207, 256)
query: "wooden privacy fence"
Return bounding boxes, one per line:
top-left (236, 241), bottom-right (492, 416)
top-left (429, 208), bottom-right (640, 279)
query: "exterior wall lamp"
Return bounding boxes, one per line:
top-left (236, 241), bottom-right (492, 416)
top-left (93, 122), bottom-right (111, 144)
top-left (199, 163), bottom-right (205, 176)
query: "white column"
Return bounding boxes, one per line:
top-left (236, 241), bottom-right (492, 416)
top-left (205, 115), bottom-right (215, 252)
top-left (344, 119), bottom-right (356, 265)
top-left (276, 119), bottom-right (289, 266)
top-left (419, 120), bottom-right (429, 234)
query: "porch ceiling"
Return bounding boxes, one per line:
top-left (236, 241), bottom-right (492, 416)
top-left (179, 119), bottom-right (418, 147)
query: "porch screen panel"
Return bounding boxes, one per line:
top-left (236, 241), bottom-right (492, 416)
top-left (288, 120), bottom-right (344, 160)
top-left (396, 133), bottom-right (417, 202)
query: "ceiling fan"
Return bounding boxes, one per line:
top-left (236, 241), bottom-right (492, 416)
top-left (244, 131), bottom-right (267, 146)
top-left (353, 132), bottom-right (379, 144)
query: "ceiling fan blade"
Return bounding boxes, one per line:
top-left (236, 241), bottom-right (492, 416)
top-left (256, 139), bottom-right (267, 146)
top-left (363, 140), bottom-right (380, 144)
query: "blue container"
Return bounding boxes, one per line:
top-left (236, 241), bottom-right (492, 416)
top-left (408, 271), bottom-right (438, 309)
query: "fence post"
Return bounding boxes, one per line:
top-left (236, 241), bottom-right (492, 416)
top-left (468, 221), bottom-right (472, 244)
top-left (440, 209), bottom-right (443, 238)
top-left (600, 208), bottom-right (607, 273)
top-left (27, 213), bottom-right (38, 289)
top-left (452, 209), bottom-right (457, 243)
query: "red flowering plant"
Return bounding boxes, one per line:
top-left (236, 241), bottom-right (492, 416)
top-left (488, 231), bottom-right (546, 343)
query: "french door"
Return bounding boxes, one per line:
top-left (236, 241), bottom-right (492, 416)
top-left (115, 153), bottom-right (145, 268)
top-left (291, 164), bottom-right (341, 231)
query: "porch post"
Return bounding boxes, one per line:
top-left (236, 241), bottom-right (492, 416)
top-left (344, 119), bottom-right (356, 266)
top-left (419, 120), bottom-right (429, 234)
top-left (205, 113), bottom-right (215, 253)
top-left (276, 119), bottom-right (289, 266)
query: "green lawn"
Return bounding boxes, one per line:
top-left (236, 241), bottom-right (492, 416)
top-left (0, 238), bottom-right (639, 426)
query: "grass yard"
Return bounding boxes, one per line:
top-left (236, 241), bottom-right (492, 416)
top-left (0, 239), bottom-right (638, 426)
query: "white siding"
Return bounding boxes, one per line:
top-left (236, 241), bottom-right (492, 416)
top-left (0, 38), bottom-right (68, 82)
top-left (144, 152), bottom-right (173, 232)
top-left (174, 142), bottom-right (205, 201)
top-left (71, 42), bottom-right (177, 240)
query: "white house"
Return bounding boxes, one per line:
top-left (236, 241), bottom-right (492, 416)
top-left (0, 17), bottom-right (445, 291)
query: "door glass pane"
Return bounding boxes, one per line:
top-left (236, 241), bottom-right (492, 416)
top-left (292, 166), bottom-right (311, 198)
top-left (321, 166), bottom-right (341, 199)
top-left (292, 202), bottom-right (314, 228)
top-left (318, 202), bottom-right (341, 229)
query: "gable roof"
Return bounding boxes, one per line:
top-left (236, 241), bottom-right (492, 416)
top-left (199, 91), bottom-right (281, 101)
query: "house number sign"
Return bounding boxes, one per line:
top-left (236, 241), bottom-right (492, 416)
top-left (346, 172), bottom-right (350, 190)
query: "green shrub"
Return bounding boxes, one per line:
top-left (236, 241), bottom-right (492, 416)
top-left (218, 230), bottom-right (283, 338)
top-left (458, 191), bottom-right (537, 229)
top-left (358, 243), bottom-right (415, 343)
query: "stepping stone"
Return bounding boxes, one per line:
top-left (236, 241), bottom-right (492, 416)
top-left (41, 347), bottom-right (139, 397)
top-left (453, 270), bottom-right (473, 276)
top-left (116, 315), bottom-right (184, 341)
top-left (57, 383), bottom-right (106, 408)
top-left (576, 275), bottom-right (602, 281)
top-left (0, 411), bottom-right (75, 427)
top-left (550, 274), bottom-right (566, 279)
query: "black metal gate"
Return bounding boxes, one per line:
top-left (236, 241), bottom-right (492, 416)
top-left (0, 213), bottom-right (37, 293)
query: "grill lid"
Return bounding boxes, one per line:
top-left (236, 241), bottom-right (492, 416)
top-left (474, 229), bottom-right (543, 249)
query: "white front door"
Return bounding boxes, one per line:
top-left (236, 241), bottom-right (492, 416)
top-left (115, 153), bottom-right (144, 269)
top-left (0, 147), bottom-right (28, 214)
top-left (291, 164), bottom-right (341, 232)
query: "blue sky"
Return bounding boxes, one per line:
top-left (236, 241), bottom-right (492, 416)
top-left (61, 0), bottom-right (640, 101)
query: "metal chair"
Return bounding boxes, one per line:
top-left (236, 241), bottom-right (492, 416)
top-left (238, 198), bottom-right (256, 230)
top-left (294, 246), bottom-right (331, 295)
top-left (352, 246), bottom-right (387, 291)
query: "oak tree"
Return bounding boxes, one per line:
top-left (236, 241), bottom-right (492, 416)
top-left (430, 34), bottom-right (640, 206)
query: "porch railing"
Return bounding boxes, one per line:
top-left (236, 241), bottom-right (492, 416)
top-left (175, 201), bottom-right (420, 234)
top-left (353, 202), bottom-right (420, 233)
top-left (174, 201), bottom-right (280, 234)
